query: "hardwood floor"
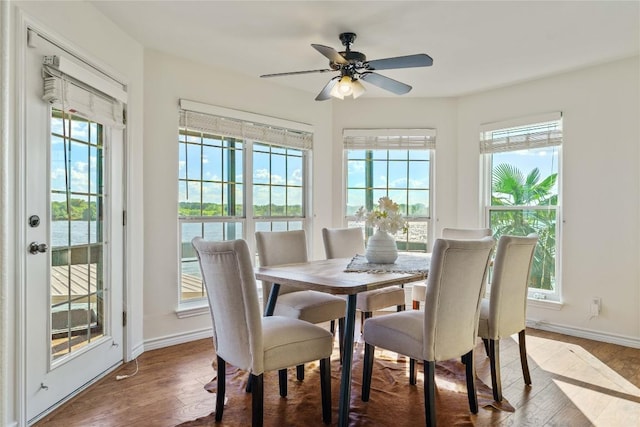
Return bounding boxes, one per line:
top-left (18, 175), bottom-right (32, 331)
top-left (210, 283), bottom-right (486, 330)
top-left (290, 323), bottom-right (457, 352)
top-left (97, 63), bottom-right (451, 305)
top-left (34, 327), bottom-right (640, 426)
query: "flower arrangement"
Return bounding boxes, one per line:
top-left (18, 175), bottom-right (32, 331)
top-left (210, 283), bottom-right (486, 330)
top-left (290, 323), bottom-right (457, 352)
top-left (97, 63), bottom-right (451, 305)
top-left (355, 196), bottom-right (408, 235)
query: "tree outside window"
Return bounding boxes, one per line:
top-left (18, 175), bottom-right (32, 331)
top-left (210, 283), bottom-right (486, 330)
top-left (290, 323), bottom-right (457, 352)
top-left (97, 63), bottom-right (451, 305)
top-left (482, 117), bottom-right (562, 296)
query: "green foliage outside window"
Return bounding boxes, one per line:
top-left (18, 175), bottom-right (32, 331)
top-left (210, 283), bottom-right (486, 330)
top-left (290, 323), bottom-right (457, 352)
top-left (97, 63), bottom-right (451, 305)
top-left (52, 199), bottom-right (98, 220)
top-left (490, 164), bottom-right (558, 290)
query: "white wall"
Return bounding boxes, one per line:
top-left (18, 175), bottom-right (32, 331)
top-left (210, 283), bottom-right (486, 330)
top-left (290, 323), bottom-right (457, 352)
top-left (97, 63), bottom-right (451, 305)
top-left (142, 49), bottom-right (333, 344)
top-left (3, 1), bottom-right (144, 425)
top-left (457, 57), bottom-right (640, 343)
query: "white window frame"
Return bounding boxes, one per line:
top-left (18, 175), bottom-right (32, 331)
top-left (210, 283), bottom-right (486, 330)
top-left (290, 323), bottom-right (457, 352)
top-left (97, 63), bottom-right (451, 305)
top-left (177, 100), bottom-right (312, 312)
top-left (342, 128), bottom-right (436, 252)
top-left (480, 112), bottom-right (563, 304)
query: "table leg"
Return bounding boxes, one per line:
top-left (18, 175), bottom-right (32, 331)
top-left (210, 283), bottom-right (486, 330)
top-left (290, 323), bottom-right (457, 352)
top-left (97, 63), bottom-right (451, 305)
top-left (264, 283), bottom-right (280, 317)
top-left (338, 294), bottom-right (357, 427)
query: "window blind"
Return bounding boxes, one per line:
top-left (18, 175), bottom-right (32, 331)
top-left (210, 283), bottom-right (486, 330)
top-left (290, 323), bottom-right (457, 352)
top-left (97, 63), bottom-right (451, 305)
top-left (41, 56), bottom-right (125, 129)
top-left (480, 113), bottom-right (562, 154)
top-left (179, 109), bottom-right (313, 151)
top-left (343, 128), bottom-right (436, 150)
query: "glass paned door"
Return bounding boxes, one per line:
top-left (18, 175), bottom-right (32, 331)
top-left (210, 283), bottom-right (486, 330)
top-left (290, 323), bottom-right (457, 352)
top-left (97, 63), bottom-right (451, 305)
top-left (24, 29), bottom-right (124, 423)
top-left (50, 110), bottom-right (106, 360)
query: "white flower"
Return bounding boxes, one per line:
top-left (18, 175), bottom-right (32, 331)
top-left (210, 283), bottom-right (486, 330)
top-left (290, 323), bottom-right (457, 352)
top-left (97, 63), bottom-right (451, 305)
top-left (354, 197), bottom-right (408, 234)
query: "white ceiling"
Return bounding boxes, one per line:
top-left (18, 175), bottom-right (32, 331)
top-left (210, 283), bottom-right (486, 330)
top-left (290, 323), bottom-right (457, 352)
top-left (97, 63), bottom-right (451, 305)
top-left (90, 0), bottom-right (640, 99)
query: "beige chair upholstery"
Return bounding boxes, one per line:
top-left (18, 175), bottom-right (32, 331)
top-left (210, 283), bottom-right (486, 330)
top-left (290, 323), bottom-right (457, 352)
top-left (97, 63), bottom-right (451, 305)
top-left (322, 227), bottom-right (406, 320)
top-left (442, 227), bottom-right (493, 239)
top-left (477, 234), bottom-right (538, 402)
top-left (192, 238), bottom-right (333, 426)
top-left (412, 227), bottom-right (493, 310)
top-left (362, 237), bottom-right (495, 427)
top-left (255, 230), bottom-right (346, 374)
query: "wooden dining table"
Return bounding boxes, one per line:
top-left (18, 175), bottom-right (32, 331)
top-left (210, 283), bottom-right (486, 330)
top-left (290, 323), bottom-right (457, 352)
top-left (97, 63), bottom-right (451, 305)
top-left (255, 257), bottom-right (427, 427)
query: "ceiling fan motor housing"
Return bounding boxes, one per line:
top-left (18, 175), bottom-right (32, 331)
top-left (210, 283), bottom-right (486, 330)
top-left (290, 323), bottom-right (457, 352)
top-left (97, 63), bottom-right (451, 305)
top-left (339, 32), bottom-right (357, 47)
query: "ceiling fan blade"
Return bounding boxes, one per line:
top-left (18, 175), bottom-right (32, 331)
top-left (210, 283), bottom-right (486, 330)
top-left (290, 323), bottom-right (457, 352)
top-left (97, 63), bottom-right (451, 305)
top-left (260, 69), bottom-right (333, 78)
top-left (315, 76), bottom-right (340, 101)
top-left (365, 54), bottom-right (433, 71)
top-left (360, 72), bottom-right (412, 95)
top-left (311, 44), bottom-right (348, 65)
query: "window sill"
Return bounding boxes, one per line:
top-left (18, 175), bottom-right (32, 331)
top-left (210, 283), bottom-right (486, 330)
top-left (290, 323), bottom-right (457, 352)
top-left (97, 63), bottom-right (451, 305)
top-left (527, 297), bottom-right (563, 311)
top-left (175, 300), bottom-right (209, 319)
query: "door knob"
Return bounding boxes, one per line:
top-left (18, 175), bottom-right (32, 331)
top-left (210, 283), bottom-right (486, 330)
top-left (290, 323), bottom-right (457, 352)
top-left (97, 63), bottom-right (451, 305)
top-left (29, 242), bottom-right (48, 254)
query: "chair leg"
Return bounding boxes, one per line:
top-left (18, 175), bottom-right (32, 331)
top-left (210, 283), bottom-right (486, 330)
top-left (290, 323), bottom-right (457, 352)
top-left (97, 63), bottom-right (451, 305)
top-left (338, 317), bottom-right (345, 365)
top-left (482, 337), bottom-right (490, 357)
top-left (320, 357), bottom-right (332, 424)
top-left (488, 339), bottom-right (502, 402)
top-left (409, 358), bottom-right (417, 385)
top-left (412, 300), bottom-right (420, 310)
top-left (361, 342), bottom-right (375, 401)
top-left (215, 356), bottom-right (226, 421)
top-left (296, 364), bottom-right (304, 381)
top-left (278, 368), bottom-right (287, 397)
top-left (462, 350), bottom-right (478, 413)
top-left (424, 360), bottom-right (436, 427)
top-left (519, 329), bottom-right (532, 385)
top-left (251, 373), bottom-right (264, 427)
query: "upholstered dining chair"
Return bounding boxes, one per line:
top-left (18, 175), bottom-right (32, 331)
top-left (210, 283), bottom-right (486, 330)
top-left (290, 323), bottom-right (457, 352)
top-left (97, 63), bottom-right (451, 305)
top-left (322, 227), bottom-right (406, 326)
top-left (411, 227), bottom-right (493, 310)
top-left (361, 237), bottom-right (495, 427)
top-left (477, 234), bottom-right (538, 402)
top-left (255, 230), bottom-right (346, 378)
top-left (192, 238), bottom-right (333, 426)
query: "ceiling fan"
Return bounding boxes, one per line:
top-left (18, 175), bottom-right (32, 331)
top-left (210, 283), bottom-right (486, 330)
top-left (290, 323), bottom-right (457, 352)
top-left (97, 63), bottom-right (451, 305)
top-left (260, 32), bottom-right (433, 101)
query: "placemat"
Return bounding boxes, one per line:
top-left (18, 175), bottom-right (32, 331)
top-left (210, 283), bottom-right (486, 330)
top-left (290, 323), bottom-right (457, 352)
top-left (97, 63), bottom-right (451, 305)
top-left (345, 253), bottom-right (431, 274)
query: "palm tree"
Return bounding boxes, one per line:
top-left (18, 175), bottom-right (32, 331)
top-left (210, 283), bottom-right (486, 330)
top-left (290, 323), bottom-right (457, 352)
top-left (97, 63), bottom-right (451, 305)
top-left (491, 164), bottom-right (558, 290)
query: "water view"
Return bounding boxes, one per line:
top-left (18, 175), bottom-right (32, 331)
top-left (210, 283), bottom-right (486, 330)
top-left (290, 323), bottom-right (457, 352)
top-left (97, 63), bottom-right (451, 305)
top-left (51, 221), bottom-right (99, 247)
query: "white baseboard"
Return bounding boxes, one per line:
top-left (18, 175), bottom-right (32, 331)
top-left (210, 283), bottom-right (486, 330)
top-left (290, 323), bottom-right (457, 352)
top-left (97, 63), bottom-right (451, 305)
top-left (526, 320), bottom-right (640, 349)
top-left (142, 327), bottom-right (213, 352)
top-left (140, 320), bottom-right (639, 359)
top-left (130, 342), bottom-right (145, 360)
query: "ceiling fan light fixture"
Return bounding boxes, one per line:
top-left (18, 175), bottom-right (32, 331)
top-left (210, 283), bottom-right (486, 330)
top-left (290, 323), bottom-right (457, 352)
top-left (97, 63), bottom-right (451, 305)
top-left (337, 76), bottom-right (354, 96)
top-left (329, 83), bottom-right (345, 99)
top-left (330, 75), bottom-right (366, 100)
top-left (351, 79), bottom-right (366, 99)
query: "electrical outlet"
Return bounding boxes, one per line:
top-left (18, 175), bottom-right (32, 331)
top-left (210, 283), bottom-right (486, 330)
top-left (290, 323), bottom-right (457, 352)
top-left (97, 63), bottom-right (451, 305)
top-left (590, 297), bottom-right (601, 317)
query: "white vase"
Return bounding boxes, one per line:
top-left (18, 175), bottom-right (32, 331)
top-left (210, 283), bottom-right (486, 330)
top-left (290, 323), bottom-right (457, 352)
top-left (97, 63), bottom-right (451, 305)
top-left (365, 229), bottom-right (398, 264)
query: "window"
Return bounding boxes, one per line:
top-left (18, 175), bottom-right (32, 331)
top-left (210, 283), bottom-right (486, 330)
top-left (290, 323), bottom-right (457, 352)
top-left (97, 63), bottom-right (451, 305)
top-left (481, 113), bottom-right (562, 300)
top-left (178, 101), bottom-right (312, 303)
top-left (253, 143), bottom-right (306, 236)
top-left (344, 129), bottom-right (435, 251)
top-left (178, 130), bottom-right (244, 301)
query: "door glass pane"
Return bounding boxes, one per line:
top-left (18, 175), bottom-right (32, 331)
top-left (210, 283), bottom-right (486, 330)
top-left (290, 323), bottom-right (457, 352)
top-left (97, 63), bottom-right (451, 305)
top-left (50, 110), bottom-right (105, 361)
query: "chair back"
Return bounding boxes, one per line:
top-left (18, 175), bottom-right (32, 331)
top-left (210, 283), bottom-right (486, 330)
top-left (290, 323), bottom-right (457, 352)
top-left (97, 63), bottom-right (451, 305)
top-left (191, 238), bottom-right (264, 373)
top-left (423, 237), bottom-right (495, 362)
top-left (487, 234), bottom-right (538, 338)
top-left (255, 230), bottom-right (308, 301)
top-left (322, 227), bottom-right (365, 259)
top-left (442, 227), bottom-right (493, 239)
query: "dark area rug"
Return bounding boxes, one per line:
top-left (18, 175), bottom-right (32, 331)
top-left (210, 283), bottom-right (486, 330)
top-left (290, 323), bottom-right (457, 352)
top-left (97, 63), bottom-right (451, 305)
top-left (177, 341), bottom-right (513, 426)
